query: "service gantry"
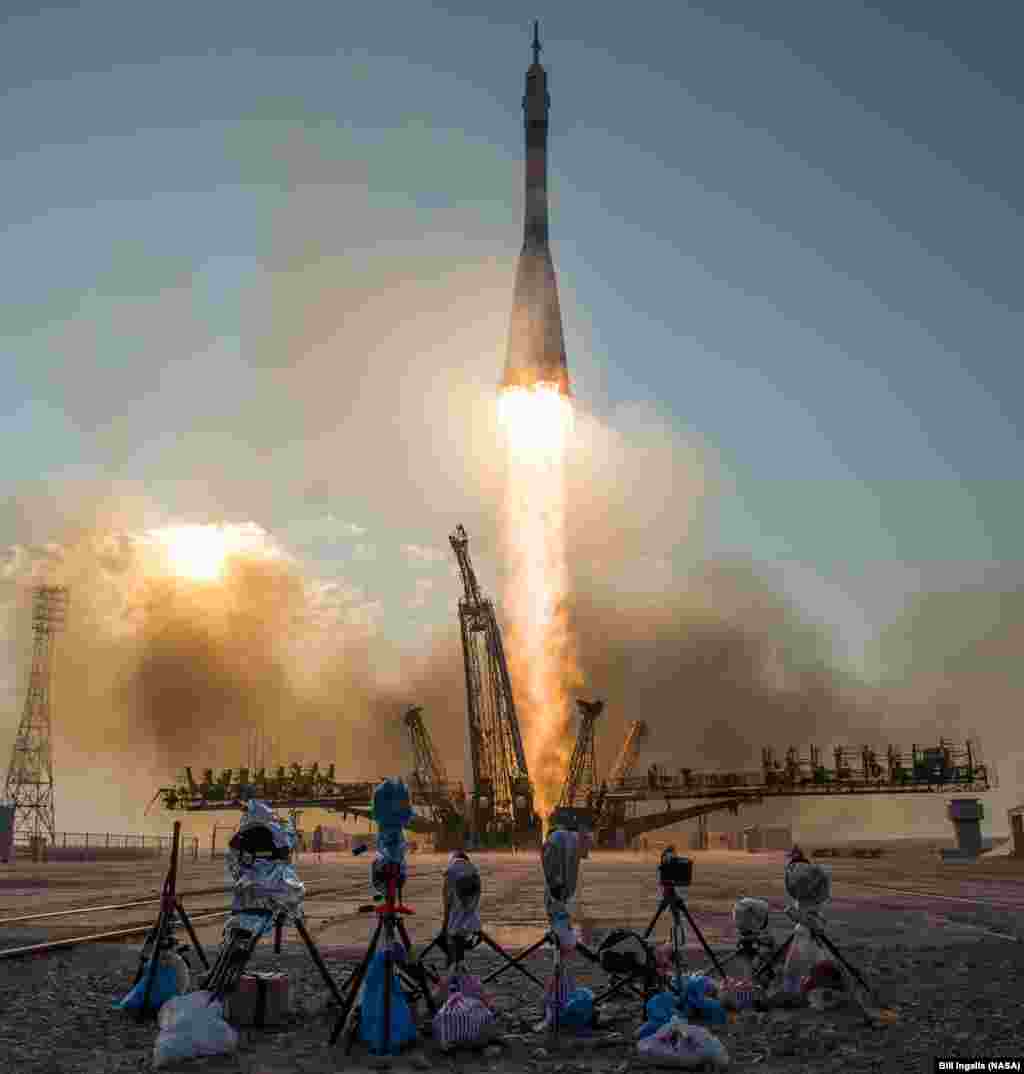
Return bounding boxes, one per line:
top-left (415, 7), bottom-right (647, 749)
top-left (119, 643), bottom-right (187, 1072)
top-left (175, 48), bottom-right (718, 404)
top-left (556, 699), bottom-right (604, 811)
top-left (402, 705), bottom-right (466, 843)
top-left (449, 524), bottom-right (536, 841)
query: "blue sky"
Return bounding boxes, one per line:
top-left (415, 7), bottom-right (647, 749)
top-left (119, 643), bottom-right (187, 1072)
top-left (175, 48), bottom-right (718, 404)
top-left (1, 0), bottom-right (1022, 672)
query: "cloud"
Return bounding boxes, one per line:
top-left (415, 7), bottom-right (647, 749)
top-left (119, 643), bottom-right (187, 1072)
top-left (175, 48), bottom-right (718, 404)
top-left (409, 577), bottom-right (434, 609)
top-left (280, 515), bottom-right (368, 546)
top-left (402, 544), bottom-right (446, 567)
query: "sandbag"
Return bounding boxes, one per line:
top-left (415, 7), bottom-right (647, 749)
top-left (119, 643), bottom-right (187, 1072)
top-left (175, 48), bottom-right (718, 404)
top-left (561, 987), bottom-right (595, 1031)
top-left (153, 991), bottom-right (238, 1068)
top-left (432, 992), bottom-right (496, 1048)
top-left (636, 1015), bottom-right (729, 1069)
top-left (114, 959), bottom-right (179, 1014)
top-left (684, 974), bottom-right (727, 1025)
top-left (718, 977), bottom-right (758, 1011)
top-left (359, 949), bottom-right (416, 1055)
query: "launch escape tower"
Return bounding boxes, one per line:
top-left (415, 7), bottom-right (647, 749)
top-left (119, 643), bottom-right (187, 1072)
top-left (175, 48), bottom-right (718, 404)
top-left (449, 525), bottom-right (537, 842)
top-left (3, 585), bottom-right (68, 848)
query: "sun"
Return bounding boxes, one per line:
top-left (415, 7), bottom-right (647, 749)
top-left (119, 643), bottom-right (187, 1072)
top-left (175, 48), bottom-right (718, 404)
top-left (152, 524), bottom-right (231, 582)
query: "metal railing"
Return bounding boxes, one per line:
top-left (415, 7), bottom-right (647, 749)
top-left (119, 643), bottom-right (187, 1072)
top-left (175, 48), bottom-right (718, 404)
top-left (13, 832), bottom-right (201, 858)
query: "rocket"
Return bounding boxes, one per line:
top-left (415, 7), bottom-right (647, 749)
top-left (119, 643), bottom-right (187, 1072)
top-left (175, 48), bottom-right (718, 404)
top-left (501, 21), bottom-right (571, 397)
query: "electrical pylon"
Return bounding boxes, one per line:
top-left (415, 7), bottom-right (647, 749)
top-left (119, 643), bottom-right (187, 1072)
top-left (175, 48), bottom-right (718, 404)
top-left (3, 585), bottom-right (68, 845)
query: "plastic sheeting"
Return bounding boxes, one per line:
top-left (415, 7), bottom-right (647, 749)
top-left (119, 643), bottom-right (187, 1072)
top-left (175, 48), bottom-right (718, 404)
top-left (370, 778), bottom-right (412, 894)
top-left (542, 829), bottom-right (582, 922)
top-left (444, 852), bottom-right (481, 937)
top-left (732, 897), bottom-right (769, 935)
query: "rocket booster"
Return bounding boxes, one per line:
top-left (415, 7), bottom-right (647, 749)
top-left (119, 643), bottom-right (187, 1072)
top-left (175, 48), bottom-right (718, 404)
top-left (501, 21), bottom-right (571, 397)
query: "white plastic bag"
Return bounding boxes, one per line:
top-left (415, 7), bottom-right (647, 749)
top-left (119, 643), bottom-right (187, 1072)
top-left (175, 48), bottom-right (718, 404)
top-left (153, 990), bottom-right (239, 1068)
top-left (636, 1015), bottom-right (729, 1069)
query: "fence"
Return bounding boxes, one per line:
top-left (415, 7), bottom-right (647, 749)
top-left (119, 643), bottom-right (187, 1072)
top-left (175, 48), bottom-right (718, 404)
top-left (11, 831), bottom-right (201, 862)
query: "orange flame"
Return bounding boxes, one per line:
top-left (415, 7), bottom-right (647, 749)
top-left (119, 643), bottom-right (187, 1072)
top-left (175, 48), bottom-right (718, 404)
top-left (498, 382), bottom-right (581, 821)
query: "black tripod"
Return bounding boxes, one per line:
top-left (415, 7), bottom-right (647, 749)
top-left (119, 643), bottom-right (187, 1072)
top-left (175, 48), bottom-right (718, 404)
top-left (700, 930), bottom-right (775, 981)
top-left (752, 906), bottom-right (884, 1009)
top-left (131, 821), bottom-right (211, 1021)
top-left (328, 862), bottom-right (434, 1055)
top-left (589, 878), bottom-right (728, 1016)
top-left (201, 904), bottom-right (347, 1016)
top-left (644, 878), bottom-right (728, 986)
top-left (416, 929), bottom-right (546, 993)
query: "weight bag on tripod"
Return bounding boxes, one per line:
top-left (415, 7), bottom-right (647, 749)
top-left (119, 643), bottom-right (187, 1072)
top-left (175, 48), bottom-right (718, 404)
top-left (359, 949), bottom-right (416, 1055)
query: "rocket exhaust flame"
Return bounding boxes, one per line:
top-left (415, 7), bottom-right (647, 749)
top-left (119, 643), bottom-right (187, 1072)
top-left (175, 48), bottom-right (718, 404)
top-left (499, 381), bottom-right (579, 820)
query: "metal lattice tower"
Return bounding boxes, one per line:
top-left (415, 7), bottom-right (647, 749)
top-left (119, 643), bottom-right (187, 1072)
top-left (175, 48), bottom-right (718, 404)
top-left (3, 585), bottom-right (68, 845)
top-left (607, 719), bottom-right (650, 786)
top-left (404, 706), bottom-right (448, 792)
top-left (557, 699), bottom-right (604, 809)
top-left (449, 524), bottom-right (534, 835)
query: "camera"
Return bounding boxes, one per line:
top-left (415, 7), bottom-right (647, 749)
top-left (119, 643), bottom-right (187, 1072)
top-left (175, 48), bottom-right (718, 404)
top-left (658, 849), bottom-right (693, 887)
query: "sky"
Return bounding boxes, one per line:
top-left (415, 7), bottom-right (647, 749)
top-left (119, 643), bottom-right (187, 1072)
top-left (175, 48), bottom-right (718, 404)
top-left (1, 1), bottom-right (1023, 829)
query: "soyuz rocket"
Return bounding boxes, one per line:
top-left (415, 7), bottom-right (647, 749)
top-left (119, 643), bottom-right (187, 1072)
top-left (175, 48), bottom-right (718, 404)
top-left (501, 21), bottom-right (571, 398)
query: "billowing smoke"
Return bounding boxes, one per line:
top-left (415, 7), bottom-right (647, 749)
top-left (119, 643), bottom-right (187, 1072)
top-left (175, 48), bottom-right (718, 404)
top-left (0, 506), bottom-right (411, 833)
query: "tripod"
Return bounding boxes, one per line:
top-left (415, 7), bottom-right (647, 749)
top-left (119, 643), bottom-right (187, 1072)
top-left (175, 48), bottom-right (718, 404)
top-left (643, 878), bottom-right (728, 987)
top-left (752, 905), bottom-right (884, 1009)
top-left (131, 821), bottom-right (211, 1021)
top-left (700, 930), bottom-right (775, 981)
top-left (416, 928), bottom-right (546, 993)
top-left (328, 862), bottom-right (433, 1055)
top-left (201, 903), bottom-right (347, 1016)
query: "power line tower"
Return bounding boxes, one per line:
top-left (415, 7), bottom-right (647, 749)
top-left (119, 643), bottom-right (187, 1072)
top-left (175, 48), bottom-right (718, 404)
top-left (3, 585), bottom-right (68, 846)
top-left (449, 524), bottom-right (535, 842)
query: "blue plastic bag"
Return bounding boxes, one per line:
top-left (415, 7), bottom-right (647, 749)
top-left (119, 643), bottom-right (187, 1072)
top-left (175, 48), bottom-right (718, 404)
top-left (115, 960), bottom-right (180, 1014)
top-left (638, 990), bottom-right (680, 1038)
top-left (685, 974), bottom-right (727, 1025)
top-left (561, 987), bottom-right (595, 1031)
top-left (359, 949), bottom-right (417, 1055)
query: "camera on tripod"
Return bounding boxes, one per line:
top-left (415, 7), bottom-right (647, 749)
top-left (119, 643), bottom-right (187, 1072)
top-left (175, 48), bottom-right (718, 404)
top-left (658, 848), bottom-right (693, 888)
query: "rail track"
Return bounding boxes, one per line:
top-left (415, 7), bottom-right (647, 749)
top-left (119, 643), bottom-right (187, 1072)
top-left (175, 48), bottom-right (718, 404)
top-left (0, 869), bottom-right (450, 961)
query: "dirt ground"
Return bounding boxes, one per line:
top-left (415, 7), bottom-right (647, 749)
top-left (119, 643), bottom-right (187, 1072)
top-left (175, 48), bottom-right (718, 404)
top-left (2, 847), bottom-right (1023, 1073)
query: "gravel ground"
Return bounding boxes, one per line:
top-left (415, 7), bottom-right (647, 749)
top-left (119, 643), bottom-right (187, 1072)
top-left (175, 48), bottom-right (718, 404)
top-left (3, 850), bottom-right (1023, 1073)
top-left (2, 932), bottom-right (1023, 1074)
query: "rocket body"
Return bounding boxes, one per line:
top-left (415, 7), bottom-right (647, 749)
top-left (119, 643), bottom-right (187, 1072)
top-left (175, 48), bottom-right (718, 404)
top-left (501, 39), bottom-right (571, 397)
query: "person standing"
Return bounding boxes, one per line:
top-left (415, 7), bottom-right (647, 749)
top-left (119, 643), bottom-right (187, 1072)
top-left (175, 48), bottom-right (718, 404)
top-left (312, 824), bottom-right (324, 863)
